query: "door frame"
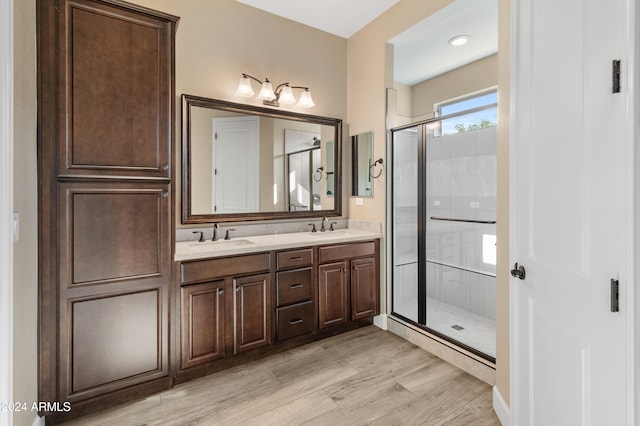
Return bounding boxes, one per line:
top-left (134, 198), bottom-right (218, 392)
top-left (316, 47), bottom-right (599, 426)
top-left (508, 0), bottom-right (639, 422)
top-left (0, 0), bottom-right (14, 424)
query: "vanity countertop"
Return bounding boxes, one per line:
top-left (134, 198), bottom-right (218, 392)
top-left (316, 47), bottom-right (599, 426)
top-left (175, 229), bottom-right (382, 261)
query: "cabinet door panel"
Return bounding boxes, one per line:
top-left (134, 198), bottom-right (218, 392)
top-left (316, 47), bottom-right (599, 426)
top-left (318, 262), bottom-right (348, 329)
top-left (58, 0), bottom-right (172, 178)
top-left (69, 289), bottom-right (166, 398)
top-left (234, 274), bottom-right (271, 354)
top-left (181, 281), bottom-right (225, 369)
top-left (351, 257), bottom-right (377, 320)
top-left (59, 182), bottom-right (169, 287)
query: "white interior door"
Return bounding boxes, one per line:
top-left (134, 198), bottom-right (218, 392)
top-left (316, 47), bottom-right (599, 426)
top-left (511, 0), bottom-right (635, 424)
top-left (212, 116), bottom-right (259, 214)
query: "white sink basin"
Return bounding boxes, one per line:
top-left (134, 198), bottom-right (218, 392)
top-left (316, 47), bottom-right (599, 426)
top-left (188, 239), bottom-right (254, 248)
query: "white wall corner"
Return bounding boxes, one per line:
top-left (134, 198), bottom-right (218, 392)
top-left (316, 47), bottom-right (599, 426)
top-left (373, 314), bottom-right (388, 330)
top-left (493, 385), bottom-right (511, 426)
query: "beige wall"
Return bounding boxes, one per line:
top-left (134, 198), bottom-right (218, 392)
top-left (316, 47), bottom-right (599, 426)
top-left (412, 54), bottom-right (498, 117)
top-left (13, 0), bottom-right (38, 424)
top-left (347, 0), bottom-right (510, 407)
top-left (132, 0), bottom-right (348, 227)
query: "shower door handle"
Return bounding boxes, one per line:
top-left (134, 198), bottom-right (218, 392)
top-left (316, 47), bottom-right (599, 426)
top-left (511, 263), bottom-right (526, 280)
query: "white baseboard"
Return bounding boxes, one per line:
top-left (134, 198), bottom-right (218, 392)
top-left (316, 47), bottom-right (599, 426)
top-left (373, 314), bottom-right (388, 330)
top-left (493, 386), bottom-right (511, 426)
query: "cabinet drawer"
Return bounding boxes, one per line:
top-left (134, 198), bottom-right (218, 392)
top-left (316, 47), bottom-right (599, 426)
top-left (318, 241), bottom-right (376, 263)
top-left (277, 302), bottom-right (313, 341)
top-left (277, 268), bottom-right (312, 306)
top-left (277, 248), bottom-right (313, 270)
top-left (181, 253), bottom-right (271, 284)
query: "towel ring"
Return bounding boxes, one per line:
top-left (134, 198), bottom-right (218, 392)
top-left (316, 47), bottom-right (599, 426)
top-left (369, 158), bottom-right (384, 179)
top-left (313, 166), bottom-right (324, 182)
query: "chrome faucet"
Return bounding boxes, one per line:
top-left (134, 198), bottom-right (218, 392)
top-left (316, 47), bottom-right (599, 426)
top-left (212, 223), bottom-right (219, 241)
top-left (321, 216), bottom-right (329, 232)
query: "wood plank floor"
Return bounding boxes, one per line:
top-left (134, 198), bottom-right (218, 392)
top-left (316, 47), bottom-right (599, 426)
top-left (61, 326), bottom-right (499, 426)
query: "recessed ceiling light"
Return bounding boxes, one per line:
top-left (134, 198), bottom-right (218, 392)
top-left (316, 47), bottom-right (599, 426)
top-left (448, 35), bottom-right (470, 47)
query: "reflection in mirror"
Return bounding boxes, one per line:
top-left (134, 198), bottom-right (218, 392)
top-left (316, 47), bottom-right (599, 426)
top-left (352, 132), bottom-right (374, 197)
top-left (182, 95), bottom-right (342, 224)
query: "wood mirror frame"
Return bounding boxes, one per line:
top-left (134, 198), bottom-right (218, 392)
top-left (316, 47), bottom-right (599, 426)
top-left (181, 94), bottom-right (343, 224)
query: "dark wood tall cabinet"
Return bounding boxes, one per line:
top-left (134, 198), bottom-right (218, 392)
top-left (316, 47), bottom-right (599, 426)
top-left (37, 0), bottom-right (178, 421)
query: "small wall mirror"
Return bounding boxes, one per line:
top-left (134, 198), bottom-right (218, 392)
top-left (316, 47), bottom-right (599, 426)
top-left (182, 94), bottom-right (342, 224)
top-left (352, 131), bottom-right (374, 197)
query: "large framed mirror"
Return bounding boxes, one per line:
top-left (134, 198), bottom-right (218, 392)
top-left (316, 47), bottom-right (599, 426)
top-left (182, 94), bottom-right (342, 224)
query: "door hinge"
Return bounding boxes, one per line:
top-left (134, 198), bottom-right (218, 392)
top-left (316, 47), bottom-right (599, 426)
top-left (214, 205), bottom-right (217, 212)
top-left (214, 132), bottom-right (218, 140)
top-left (214, 168), bottom-right (218, 175)
top-left (612, 60), bottom-right (621, 93)
top-left (611, 278), bottom-right (620, 312)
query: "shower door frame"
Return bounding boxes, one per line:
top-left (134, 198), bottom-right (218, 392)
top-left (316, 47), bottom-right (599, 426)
top-left (388, 104), bottom-right (498, 363)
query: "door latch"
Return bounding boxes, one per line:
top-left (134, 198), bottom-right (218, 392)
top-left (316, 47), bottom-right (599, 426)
top-left (611, 279), bottom-right (619, 312)
top-left (511, 263), bottom-right (526, 280)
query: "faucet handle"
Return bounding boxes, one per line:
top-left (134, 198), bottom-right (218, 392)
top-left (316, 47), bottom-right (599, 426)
top-left (330, 221), bottom-right (338, 231)
top-left (308, 223), bottom-right (317, 233)
top-left (212, 223), bottom-right (219, 241)
top-left (192, 230), bottom-right (204, 242)
top-left (224, 229), bottom-right (235, 240)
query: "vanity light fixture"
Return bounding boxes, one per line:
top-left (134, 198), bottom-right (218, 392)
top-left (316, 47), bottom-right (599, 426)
top-left (235, 73), bottom-right (315, 108)
top-left (448, 35), bottom-right (470, 47)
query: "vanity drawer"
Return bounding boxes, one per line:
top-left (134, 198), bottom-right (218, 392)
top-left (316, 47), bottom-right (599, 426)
top-left (318, 241), bottom-right (376, 263)
top-left (277, 248), bottom-right (313, 270)
top-left (277, 301), bottom-right (313, 341)
top-left (180, 253), bottom-right (271, 284)
top-left (277, 268), bottom-right (312, 306)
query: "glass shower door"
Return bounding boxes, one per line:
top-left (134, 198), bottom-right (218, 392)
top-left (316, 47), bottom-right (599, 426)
top-left (424, 123), bottom-right (496, 358)
top-left (390, 114), bottom-right (497, 360)
top-left (392, 126), bottom-right (420, 323)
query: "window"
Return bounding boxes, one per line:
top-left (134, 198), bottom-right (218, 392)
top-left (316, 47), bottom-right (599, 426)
top-left (435, 89), bottom-right (497, 136)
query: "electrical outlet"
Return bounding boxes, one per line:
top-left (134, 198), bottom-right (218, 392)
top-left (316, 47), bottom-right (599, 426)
top-left (355, 198), bottom-right (364, 206)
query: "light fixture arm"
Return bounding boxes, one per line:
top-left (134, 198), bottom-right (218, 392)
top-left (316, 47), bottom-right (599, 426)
top-left (241, 73), bottom-right (265, 85)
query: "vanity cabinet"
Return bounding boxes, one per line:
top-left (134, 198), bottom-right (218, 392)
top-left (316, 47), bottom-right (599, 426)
top-left (318, 241), bottom-right (380, 329)
top-left (37, 0), bottom-right (179, 422)
top-left (179, 253), bottom-right (272, 372)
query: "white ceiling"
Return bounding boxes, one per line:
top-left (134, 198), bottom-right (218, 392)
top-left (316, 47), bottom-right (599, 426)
top-left (235, 0), bottom-right (498, 86)
top-left (389, 0), bottom-right (498, 85)
top-left (235, 0), bottom-right (400, 39)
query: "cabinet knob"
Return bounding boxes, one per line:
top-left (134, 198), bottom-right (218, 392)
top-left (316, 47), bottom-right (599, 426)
top-left (236, 286), bottom-right (241, 292)
top-left (161, 164), bottom-right (169, 171)
top-left (162, 191), bottom-right (169, 198)
top-left (218, 289), bottom-right (224, 295)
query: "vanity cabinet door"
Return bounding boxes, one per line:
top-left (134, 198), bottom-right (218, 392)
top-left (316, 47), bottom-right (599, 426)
top-left (181, 281), bottom-right (226, 370)
top-left (350, 257), bottom-right (378, 320)
top-left (318, 261), bottom-right (349, 329)
top-left (233, 273), bottom-right (272, 354)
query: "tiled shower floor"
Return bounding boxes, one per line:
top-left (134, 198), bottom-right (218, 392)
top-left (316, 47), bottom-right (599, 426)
top-left (394, 297), bottom-right (496, 358)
